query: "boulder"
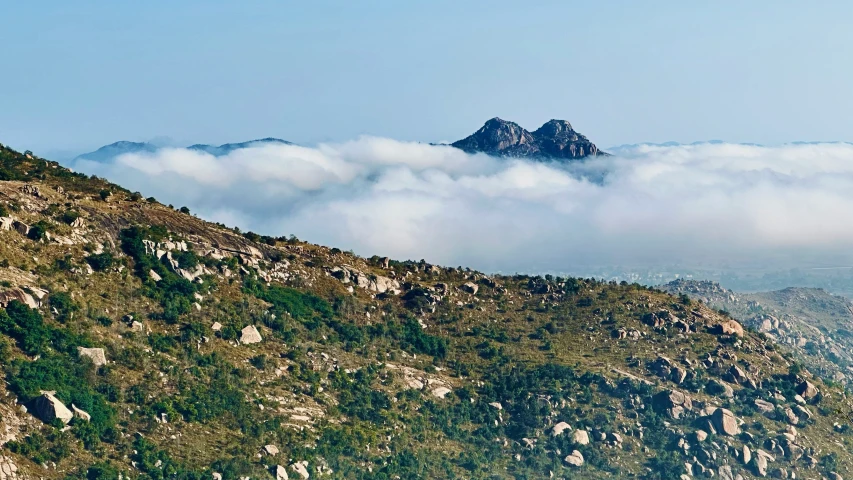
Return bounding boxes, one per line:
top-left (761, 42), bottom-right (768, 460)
top-left (32, 392), bottom-right (73, 424)
top-left (708, 379), bottom-right (735, 399)
top-left (795, 380), bottom-right (819, 400)
top-left (742, 445), bottom-right (752, 465)
top-left (431, 386), bottom-right (451, 399)
top-left (0, 217), bottom-right (13, 230)
top-left (717, 319), bottom-right (744, 337)
top-left (275, 465), bottom-right (289, 480)
top-left (753, 449), bottom-right (775, 477)
top-left (264, 444), bottom-right (279, 456)
top-left (12, 221), bottom-right (28, 236)
top-left (718, 465), bottom-right (735, 480)
top-left (211, 322), bottom-right (222, 331)
top-left (670, 366), bottom-right (687, 384)
top-left (711, 408), bottom-right (740, 436)
top-left (149, 269), bottom-right (162, 282)
top-left (552, 421), bottom-right (571, 437)
top-left (459, 282), bottom-right (479, 295)
top-left (694, 430), bottom-right (708, 442)
top-left (754, 399), bottom-right (775, 414)
top-left (571, 429), bottom-right (590, 446)
top-left (563, 450), bottom-right (584, 467)
top-left (240, 325), bottom-right (262, 344)
top-left (290, 461), bottom-right (310, 480)
top-left (77, 347), bottom-right (107, 367)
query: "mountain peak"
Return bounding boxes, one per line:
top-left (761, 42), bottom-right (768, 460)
top-left (451, 118), bottom-right (605, 160)
top-left (534, 119), bottom-right (574, 136)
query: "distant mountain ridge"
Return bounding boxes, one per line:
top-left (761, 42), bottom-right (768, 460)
top-left (451, 117), bottom-right (606, 160)
top-left (75, 137), bottom-right (293, 162)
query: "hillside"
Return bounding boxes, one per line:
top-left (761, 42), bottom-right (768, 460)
top-left (451, 118), bottom-right (606, 160)
top-left (0, 143), bottom-right (850, 480)
top-left (662, 279), bottom-right (853, 391)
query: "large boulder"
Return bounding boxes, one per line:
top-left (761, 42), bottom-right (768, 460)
top-left (711, 408), bottom-right (740, 436)
top-left (32, 392), bottom-right (73, 424)
top-left (459, 282), bottom-right (479, 295)
top-left (795, 380), bottom-right (819, 400)
top-left (240, 325), bottom-right (262, 345)
top-left (563, 450), bottom-right (584, 467)
top-left (753, 449), bottom-right (775, 477)
top-left (715, 319), bottom-right (744, 337)
top-left (77, 347), bottom-right (107, 367)
top-left (552, 421), bottom-right (571, 437)
top-left (571, 429), bottom-right (590, 446)
top-left (275, 465), bottom-right (289, 480)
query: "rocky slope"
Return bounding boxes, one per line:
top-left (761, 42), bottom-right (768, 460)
top-left (662, 279), bottom-right (853, 389)
top-left (0, 143), bottom-right (849, 480)
top-left (451, 118), bottom-right (607, 160)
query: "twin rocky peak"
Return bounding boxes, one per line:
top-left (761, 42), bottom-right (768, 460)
top-left (451, 117), bottom-right (607, 160)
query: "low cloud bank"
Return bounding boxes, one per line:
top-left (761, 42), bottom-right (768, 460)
top-left (71, 139), bottom-right (853, 274)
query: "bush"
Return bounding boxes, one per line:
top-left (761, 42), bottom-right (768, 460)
top-left (27, 223), bottom-right (47, 241)
top-left (49, 292), bottom-right (79, 322)
top-left (86, 252), bottom-right (115, 272)
top-left (60, 210), bottom-right (80, 225)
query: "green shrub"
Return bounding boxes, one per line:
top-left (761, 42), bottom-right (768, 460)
top-left (86, 252), bottom-right (115, 272)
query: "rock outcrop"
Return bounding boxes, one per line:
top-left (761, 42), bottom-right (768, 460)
top-left (31, 392), bottom-right (73, 424)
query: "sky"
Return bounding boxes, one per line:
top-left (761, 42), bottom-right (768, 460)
top-left (4, 1), bottom-right (853, 158)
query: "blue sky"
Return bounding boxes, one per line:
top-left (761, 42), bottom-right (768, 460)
top-left (4, 1), bottom-right (853, 157)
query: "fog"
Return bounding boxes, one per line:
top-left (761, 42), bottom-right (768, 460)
top-left (71, 139), bottom-right (853, 275)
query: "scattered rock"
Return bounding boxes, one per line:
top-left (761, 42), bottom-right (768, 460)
top-left (77, 347), bottom-right (107, 367)
top-left (711, 408), bottom-right (740, 436)
top-left (563, 450), bottom-right (584, 467)
top-left (240, 325), bottom-right (262, 345)
top-left (275, 465), bottom-right (289, 480)
top-left (264, 444), bottom-right (279, 456)
top-left (290, 461), bottom-right (310, 480)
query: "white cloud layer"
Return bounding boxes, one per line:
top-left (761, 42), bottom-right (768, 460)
top-left (71, 139), bottom-right (853, 275)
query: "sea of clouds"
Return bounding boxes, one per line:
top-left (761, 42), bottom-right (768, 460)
top-left (71, 139), bottom-right (853, 275)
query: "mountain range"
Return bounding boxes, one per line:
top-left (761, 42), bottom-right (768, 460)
top-left (76, 118), bottom-right (606, 163)
top-left (74, 138), bottom-right (293, 162)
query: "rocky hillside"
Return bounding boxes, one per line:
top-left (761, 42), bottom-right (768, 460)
top-left (451, 118), bottom-right (606, 160)
top-left (0, 143), bottom-right (850, 480)
top-left (662, 279), bottom-right (853, 389)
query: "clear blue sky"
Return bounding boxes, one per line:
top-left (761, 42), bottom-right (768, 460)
top-left (3, 1), bottom-right (853, 157)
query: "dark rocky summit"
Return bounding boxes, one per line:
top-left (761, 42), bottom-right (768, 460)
top-left (451, 117), bottom-right (606, 160)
